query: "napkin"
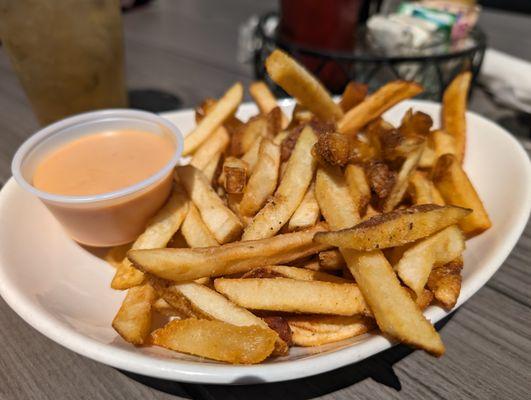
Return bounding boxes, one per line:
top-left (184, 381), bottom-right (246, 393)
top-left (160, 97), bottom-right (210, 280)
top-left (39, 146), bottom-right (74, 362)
top-left (480, 48), bottom-right (531, 114)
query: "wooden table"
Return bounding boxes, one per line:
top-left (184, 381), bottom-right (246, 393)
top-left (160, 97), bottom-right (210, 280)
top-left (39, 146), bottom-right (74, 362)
top-left (0, 2), bottom-right (529, 399)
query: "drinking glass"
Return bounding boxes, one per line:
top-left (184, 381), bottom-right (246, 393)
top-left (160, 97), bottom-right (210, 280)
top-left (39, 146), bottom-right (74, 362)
top-left (0, 0), bottom-right (127, 125)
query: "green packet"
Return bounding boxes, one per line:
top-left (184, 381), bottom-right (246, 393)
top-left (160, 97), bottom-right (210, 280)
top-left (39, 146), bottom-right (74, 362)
top-left (398, 2), bottom-right (457, 37)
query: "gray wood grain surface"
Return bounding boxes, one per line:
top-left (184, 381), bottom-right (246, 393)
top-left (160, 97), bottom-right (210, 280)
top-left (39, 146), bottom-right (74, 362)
top-left (0, 1), bottom-right (529, 399)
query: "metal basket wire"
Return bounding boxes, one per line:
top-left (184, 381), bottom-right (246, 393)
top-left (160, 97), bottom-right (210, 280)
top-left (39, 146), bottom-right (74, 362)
top-left (253, 12), bottom-right (486, 100)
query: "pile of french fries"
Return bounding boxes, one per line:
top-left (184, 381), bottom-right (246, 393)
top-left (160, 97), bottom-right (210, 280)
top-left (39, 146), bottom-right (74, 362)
top-left (109, 49), bottom-right (491, 364)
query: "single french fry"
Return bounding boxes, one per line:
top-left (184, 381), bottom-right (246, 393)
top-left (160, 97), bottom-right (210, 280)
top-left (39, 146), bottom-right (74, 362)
top-left (394, 225), bottom-right (465, 296)
top-left (315, 204), bottom-right (470, 250)
top-left (433, 129), bottom-right (457, 159)
top-left (112, 284), bottom-right (157, 345)
top-left (427, 257), bottom-right (463, 309)
top-left (219, 157), bottom-right (248, 194)
top-left (129, 224), bottom-right (329, 282)
top-left (202, 151), bottom-right (222, 184)
top-left (183, 83), bottom-right (243, 155)
top-left (318, 249), bottom-right (346, 271)
top-left (240, 138), bottom-right (281, 216)
top-left (151, 319), bottom-right (276, 364)
top-left (265, 49), bottom-right (343, 121)
top-left (111, 263), bottom-right (146, 291)
top-left (132, 186), bottom-right (189, 250)
top-left (249, 81), bottom-right (289, 128)
top-left (288, 183), bottom-right (320, 231)
top-left (190, 127), bottom-right (230, 170)
top-left (382, 142), bottom-right (425, 212)
top-left (288, 315), bottom-right (374, 346)
top-left (111, 186), bottom-right (189, 290)
top-left (244, 265), bottom-right (349, 283)
top-left (214, 277), bottom-right (369, 316)
top-left (442, 71), bottom-right (471, 163)
top-left (344, 164), bottom-right (371, 215)
top-left (419, 141), bottom-right (437, 169)
top-left (316, 165), bottom-right (360, 228)
top-left (409, 171), bottom-right (445, 206)
top-left (339, 81), bottom-right (368, 112)
top-left (432, 154), bottom-right (491, 237)
top-left (273, 129), bottom-right (290, 145)
top-left (338, 81), bottom-right (423, 134)
top-left (181, 203), bottom-right (218, 248)
top-left (241, 136), bottom-right (263, 172)
top-left (314, 163), bottom-right (445, 356)
top-left (177, 165), bottom-right (242, 244)
top-left (405, 288), bottom-right (435, 310)
top-left (152, 298), bottom-right (184, 318)
top-left (242, 126), bottom-right (318, 240)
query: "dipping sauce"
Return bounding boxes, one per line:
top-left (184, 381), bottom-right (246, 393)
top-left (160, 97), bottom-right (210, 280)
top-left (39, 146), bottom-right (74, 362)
top-left (33, 130), bottom-right (174, 196)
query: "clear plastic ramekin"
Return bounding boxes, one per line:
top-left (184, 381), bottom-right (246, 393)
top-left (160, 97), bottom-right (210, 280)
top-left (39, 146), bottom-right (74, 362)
top-left (11, 109), bottom-right (183, 247)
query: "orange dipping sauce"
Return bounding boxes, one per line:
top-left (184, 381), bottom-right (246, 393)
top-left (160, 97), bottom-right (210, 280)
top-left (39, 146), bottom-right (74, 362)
top-left (30, 129), bottom-right (177, 247)
top-left (33, 130), bottom-right (174, 196)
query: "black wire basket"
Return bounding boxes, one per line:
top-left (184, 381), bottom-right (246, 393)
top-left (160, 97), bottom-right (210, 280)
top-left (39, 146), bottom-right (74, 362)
top-left (252, 12), bottom-right (487, 100)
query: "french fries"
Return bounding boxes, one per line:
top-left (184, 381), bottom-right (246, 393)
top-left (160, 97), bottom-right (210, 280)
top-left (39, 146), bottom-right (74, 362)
top-left (181, 203), bottom-right (218, 247)
top-left (315, 204), bottom-right (471, 250)
top-left (249, 81), bottom-right (289, 128)
top-left (183, 82), bottom-right (243, 155)
top-left (265, 49), bottom-right (343, 121)
top-left (152, 319), bottom-right (277, 364)
top-left (111, 186), bottom-right (189, 290)
top-left (433, 154), bottom-right (491, 237)
top-left (394, 225), bottom-right (465, 296)
top-left (128, 224), bottom-right (329, 282)
top-left (338, 81), bottom-right (423, 134)
top-left (240, 138), bottom-right (280, 216)
top-left (215, 278), bottom-right (369, 316)
top-left (110, 49), bottom-right (490, 363)
top-left (288, 183), bottom-right (320, 230)
top-left (442, 71), bottom-right (471, 163)
top-left (112, 284), bottom-right (157, 345)
top-left (177, 165), bottom-right (242, 244)
top-left (150, 277), bottom-right (287, 352)
top-left (314, 163), bottom-right (445, 356)
top-left (242, 126), bottom-right (318, 240)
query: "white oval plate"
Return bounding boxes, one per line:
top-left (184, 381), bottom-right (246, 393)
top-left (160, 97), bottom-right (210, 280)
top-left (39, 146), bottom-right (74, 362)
top-left (0, 100), bottom-right (529, 385)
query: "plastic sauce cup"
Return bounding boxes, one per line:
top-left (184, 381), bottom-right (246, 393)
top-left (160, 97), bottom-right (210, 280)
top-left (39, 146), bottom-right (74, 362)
top-left (11, 109), bottom-right (183, 247)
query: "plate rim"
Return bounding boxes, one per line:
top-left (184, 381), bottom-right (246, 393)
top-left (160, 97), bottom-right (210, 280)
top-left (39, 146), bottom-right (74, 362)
top-left (0, 99), bottom-right (530, 385)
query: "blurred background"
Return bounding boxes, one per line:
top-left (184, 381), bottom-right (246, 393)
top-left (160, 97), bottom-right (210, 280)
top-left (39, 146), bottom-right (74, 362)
top-left (0, 0), bottom-right (529, 161)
